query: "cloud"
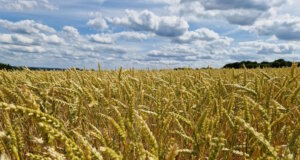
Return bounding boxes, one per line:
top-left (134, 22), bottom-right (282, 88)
top-left (0, 19), bottom-right (63, 46)
top-left (62, 26), bottom-right (80, 38)
top-left (223, 9), bottom-right (263, 25)
top-left (0, 19), bottom-right (56, 34)
top-left (257, 45), bottom-right (294, 54)
top-left (107, 9), bottom-right (189, 37)
top-left (87, 17), bottom-right (108, 30)
top-left (169, 1), bottom-right (218, 19)
top-left (170, 0), bottom-right (290, 25)
top-left (112, 32), bottom-right (152, 40)
top-left (138, 0), bottom-right (180, 4)
top-left (88, 34), bottom-right (114, 44)
top-left (0, 19), bottom-right (132, 68)
top-left (0, 43), bottom-right (46, 53)
top-left (144, 35), bottom-right (234, 65)
top-left (0, 0), bottom-right (57, 11)
top-left (173, 28), bottom-right (220, 43)
top-left (88, 31), bottom-right (152, 44)
top-left (245, 14), bottom-right (300, 40)
top-left (41, 34), bottom-right (64, 45)
top-left (239, 41), bottom-right (298, 54)
top-left (143, 44), bottom-right (200, 64)
top-left (148, 46), bottom-right (197, 58)
top-left (0, 34), bottom-right (35, 45)
top-left (181, 0), bottom-right (286, 11)
top-left (1, 1), bottom-right (300, 69)
top-left (169, 2), bottom-right (261, 25)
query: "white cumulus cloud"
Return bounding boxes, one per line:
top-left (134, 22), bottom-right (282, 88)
top-left (173, 28), bottom-right (220, 43)
top-left (107, 9), bottom-right (189, 37)
top-left (0, 19), bottom-right (56, 35)
top-left (0, 0), bottom-right (57, 11)
top-left (87, 17), bottom-right (108, 30)
top-left (244, 14), bottom-right (300, 40)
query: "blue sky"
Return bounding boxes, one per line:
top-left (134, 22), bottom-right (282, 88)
top-left (0, 0), bottom-right (300, 69)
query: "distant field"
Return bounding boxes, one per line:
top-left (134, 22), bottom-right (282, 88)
top-left (1, 65), bottom-right (300, 159)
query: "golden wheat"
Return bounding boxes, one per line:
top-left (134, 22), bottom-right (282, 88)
top-left (0, 65), bottom-right (300, 159)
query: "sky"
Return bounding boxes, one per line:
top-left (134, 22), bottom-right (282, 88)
top-left (1, 0), bottom-right (300, 69)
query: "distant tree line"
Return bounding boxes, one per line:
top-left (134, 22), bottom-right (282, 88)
top-left (0, 62), bottom-right (72, 71)
top-left (174, 59), bottom-right (298, 70)
top-left (223, 59), bottom-right (298, 69)
top-left (0, 63), bottom-right (20, 70)
top-left (0, 59), bottom-right (298, 71)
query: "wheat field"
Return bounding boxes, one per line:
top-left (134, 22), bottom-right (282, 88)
top-left (0, 64), bottom-right (300, 159)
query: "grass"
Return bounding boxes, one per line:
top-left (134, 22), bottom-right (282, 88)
top-left (0, 65), bottom-right (300, 159)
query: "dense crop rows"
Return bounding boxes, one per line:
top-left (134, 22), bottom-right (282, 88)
top-left (1, 64), bottom-right (300, 159)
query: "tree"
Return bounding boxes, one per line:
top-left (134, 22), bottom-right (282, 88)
top-left (223, 59), bottom-right (295, 69)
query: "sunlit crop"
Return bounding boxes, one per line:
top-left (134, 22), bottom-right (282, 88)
top-left (1, 64), bottom-right (300, 159)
